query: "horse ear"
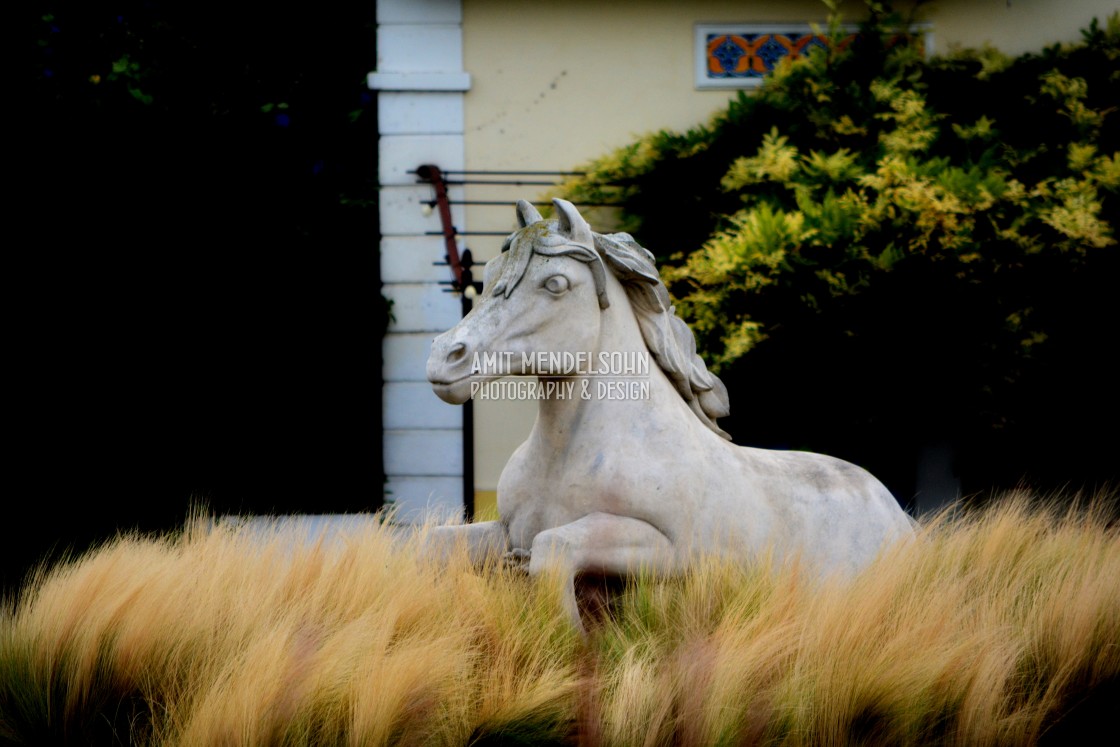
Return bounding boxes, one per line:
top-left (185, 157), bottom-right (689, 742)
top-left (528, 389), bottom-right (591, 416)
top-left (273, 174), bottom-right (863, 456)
top-left (516, 199), bottom-right (544, 227)
top-left (552, 198), bottom-right (594, 246)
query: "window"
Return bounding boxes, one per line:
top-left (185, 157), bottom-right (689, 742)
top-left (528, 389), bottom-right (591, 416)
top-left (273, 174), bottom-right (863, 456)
top-left (695, 23), bottom-right (860, 89)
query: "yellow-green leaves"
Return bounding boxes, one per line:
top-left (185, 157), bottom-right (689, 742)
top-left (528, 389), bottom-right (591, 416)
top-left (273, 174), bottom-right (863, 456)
top-left (723, 132), bottom-right (863, 194)
top-left (1040, 180), bottom-right (1115, 249)
top-left (555, 9), bottom-right (1118, 373)
top-left (871, 81), bottom-right (939, 154)
top-left (667, 205), bottom-right (806, 288)
top-left (1092, 152), bottom-right (1120, 190)
top-left (951, 116), bottom-right (997, 142)
top-left (1040, 71), bottom-right (1104, 132)
top-left (722, 129), bottom-right (800, 190)
top-left (802, 149), bottom-right (864, 184)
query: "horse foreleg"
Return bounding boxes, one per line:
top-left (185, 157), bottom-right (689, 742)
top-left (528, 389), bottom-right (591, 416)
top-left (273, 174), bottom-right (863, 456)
top-left (527, 512), bottom-right (676, 632)
top-left (423, 520), bottom-right (509, 566)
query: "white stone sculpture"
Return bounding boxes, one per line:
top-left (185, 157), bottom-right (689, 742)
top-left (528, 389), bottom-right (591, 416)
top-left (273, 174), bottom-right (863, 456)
top-left (426, 198), bottom-right (914, 630)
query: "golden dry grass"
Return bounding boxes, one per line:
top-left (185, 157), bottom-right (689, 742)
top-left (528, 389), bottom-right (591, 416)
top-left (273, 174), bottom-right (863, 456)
top-left (2, 493), bottom-right (1117, 746)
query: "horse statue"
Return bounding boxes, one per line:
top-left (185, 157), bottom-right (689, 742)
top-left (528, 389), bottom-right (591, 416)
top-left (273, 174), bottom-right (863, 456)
top-left (425, 198), bottom-right (914, 630)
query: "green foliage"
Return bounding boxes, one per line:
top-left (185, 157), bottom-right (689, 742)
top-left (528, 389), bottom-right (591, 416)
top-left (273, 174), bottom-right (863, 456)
top-left (559, 3), bottom-right (1119, 496)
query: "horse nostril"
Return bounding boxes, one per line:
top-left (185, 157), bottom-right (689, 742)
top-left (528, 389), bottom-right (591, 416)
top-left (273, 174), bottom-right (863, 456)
top-left (447, 342), bottom-right (467, 363)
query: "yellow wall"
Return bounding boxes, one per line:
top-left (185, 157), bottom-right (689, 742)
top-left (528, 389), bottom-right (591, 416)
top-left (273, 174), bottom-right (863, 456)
top-left (460, 0), bottom-right (1116, 492)
top-left (462, 0), bottom-right (1113, 191)
top-left (929, 0), bottom-right (1115, 55)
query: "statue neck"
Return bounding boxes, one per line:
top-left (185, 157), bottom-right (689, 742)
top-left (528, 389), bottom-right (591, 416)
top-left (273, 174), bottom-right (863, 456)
top-left (530, 300), bottom-right (693, 450)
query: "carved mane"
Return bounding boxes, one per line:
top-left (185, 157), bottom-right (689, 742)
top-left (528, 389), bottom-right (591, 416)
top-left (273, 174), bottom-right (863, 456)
top-left (496, 200), bottom-right (731, 439)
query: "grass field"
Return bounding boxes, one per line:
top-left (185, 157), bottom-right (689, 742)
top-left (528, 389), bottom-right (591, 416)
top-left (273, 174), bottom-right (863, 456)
top-left (2, 493), bottom-right (1117, 745)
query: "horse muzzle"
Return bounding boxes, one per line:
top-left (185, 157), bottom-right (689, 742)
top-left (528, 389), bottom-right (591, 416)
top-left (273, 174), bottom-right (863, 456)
top-left (427, 333), bottom-right (476, 404)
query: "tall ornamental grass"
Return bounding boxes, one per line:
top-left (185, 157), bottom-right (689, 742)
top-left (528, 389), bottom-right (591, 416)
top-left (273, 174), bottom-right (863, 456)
top-left (2, 494), bottom-right (1117, 745)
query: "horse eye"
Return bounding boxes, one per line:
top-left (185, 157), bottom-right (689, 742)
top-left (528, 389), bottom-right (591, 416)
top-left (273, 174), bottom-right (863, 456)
top-left (543, 275), bottom-right (570, 294)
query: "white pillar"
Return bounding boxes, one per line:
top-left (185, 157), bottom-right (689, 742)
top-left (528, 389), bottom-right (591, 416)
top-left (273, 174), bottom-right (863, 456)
top-left (371, 0), bottom-right (470, 522)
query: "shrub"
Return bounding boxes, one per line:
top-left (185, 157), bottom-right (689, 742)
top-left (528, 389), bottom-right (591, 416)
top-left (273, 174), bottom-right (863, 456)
top-left (558, 5), bottom-right (1119, 497)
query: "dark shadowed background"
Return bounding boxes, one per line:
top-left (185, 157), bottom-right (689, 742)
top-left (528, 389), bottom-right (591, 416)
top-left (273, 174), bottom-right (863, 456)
top-left (9, 3), bottom-right (384, 591)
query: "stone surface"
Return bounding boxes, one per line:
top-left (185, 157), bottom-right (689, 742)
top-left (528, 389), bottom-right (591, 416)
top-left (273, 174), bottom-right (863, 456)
top-left (378, 186), bottom-right (464, 236)
top-left (384, 334), bottom-right (444, 382)
top-left (376, 0), bottom-right (462, 25)
top-left (383, 382), bottom-right (461, 429)
top-left (380, 236), bottom-right (458, 284)
top-left (378, 93), bottom-right (466, 135)
top-left (373, 0), bottom-right (471, 517)
top-left (376, 24), bottom-right (465, 73)
top-left (384, 429), bottom-right (463, 476)
top-left (425, 199), bottom-right (915, 630)
top-left (378, 135), bottom-right (466, 186)
top-left (383, 283), bottom-right (463, 334)
top-left (383, 476), bottom-right (464, 522)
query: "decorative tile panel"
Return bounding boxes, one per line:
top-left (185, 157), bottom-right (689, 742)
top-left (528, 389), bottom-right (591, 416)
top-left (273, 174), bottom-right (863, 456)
top-left (695, 24), bottom-right (859, 89)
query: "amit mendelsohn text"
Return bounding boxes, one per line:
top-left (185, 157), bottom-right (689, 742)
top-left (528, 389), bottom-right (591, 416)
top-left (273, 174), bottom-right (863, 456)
top-left (471, 351), bottom-right (650, 376)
